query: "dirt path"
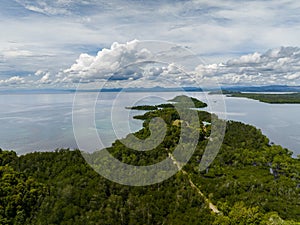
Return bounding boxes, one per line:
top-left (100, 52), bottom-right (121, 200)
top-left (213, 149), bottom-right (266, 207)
top-left (168, 153), bottom-right (221, 214)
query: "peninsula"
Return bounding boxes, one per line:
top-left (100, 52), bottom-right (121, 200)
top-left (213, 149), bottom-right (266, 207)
top-left (0, 95), bottom-right (299, 224)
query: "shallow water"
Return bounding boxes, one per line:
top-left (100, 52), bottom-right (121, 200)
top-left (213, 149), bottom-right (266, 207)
top-left (0, 92), bottom-right (299, 156)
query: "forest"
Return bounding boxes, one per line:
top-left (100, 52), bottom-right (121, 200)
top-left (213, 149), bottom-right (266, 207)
top-left (126, 95), bottom-right (207, 110)
top-left (218, 91), bottom-right (300, 104)
top-left (0, 95), bottom-right (299, 224)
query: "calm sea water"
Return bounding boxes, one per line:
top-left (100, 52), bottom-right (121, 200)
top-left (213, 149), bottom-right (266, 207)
top-left (0, 92), bottom-right (299, 156)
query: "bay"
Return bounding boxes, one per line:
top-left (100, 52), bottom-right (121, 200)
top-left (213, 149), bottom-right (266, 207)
top-left (0, 92), bottom-right (299, 156)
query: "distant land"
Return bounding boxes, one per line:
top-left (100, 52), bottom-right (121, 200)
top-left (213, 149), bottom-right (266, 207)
top-left (1, 85), bottom-right (300, 94)
top-left (219, 91), bottom-right (300, 104)
top-left (0, 86), bottom-right (203, 94)
top-left (220, 85), bottom-right (300, 92)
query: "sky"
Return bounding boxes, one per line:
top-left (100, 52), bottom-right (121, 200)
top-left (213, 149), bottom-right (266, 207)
top-left (1, 0), bottom-right (300, 88)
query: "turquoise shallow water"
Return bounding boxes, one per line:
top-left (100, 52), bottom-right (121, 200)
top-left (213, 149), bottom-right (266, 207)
top-left (0, 92), bottom-right (299, 156)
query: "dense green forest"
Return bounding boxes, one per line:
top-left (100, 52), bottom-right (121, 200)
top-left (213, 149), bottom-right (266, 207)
top-left (0, 95), bottom-right (299, 224)
top-left (169, 95), bottom-right (208, 108)
top-left (126, 95), bottom-right (207, 110)
top-left (216, 91), bottom-right (300, 104)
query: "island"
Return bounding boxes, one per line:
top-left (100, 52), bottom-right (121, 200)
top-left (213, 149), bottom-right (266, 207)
top-left (0, 95), bottom-right (299, 224)
top-left (212, 91), bottom-right (300, 104)
top-left (126, 95), bottom-right (207, 110)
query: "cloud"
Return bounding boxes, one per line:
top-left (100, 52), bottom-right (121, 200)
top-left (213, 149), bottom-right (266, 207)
top-left (14, 0), bottom-right (115, 16)
top-left (60, 39), bottom-right (279, 88)
top-left (35, 70), bottom-right (45, 76)
top-left (36, 70), bottom-right (52, 84)
top-left (2, 48), bottom-right (34, 58)
top-left (195, 46), bottom-right (300, 85)
top-left (0, 76), bottom-right (25, 86)
top-left (59, 40), bottom-right (153, 83)
top-left (56, 40), bottom-right (210, 88)
top-left (3, 38), bottom-right (300, 88)
top-left (3, 1), bottom-right (300, 87)
top-left (4, 0), bottom-right (300, 65)
top-left (2, 41), bottom-right (300, 88)
top-left (15, 0), bottom-right (72, 15)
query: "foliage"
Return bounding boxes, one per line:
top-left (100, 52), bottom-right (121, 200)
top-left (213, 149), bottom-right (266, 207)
top-left (126, 105), bottom-right (158, 110)
top-left (226, 92), bottom-right (300, 104)
top-left (0, 154), bottom-right (45, 225)
top-left (127, 95), bottom-right (207, 112)
top-left (168, 95), bottom-right (208, 108)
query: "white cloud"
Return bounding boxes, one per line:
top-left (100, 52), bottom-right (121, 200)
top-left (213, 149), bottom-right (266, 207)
top-left (50, 39), bottom-right (208, 88)
top-left (35, 70), bottom-right (45, 76)
top-left (3, 42), bottom-right (300, 87)
top-left (195, 46), bottom-right (300, 85)
top-left (2, 49), bottom-right (33, 58)
top-left (58, 41), bottom-right (300, 87)
top-left (15, 0), bottom-right (71, 15)
top-left (38, 71), bottom-right (52, 84)
top-left (284, 72), bottom-right (300, 80)
top-left (0, 76), bottom-right (25, 86)
top-left (60, 40), bottom-right (153, 83)
top-left (2, 1), bottom-right (300, 87)
top-left (228, 52), bottom-right (262, 65)
top-left (3, 0), bottom-right (300, 67)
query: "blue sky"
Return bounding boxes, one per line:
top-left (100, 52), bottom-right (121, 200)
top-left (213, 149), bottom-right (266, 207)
top-left (1, 0), bottom-right (300, 88)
